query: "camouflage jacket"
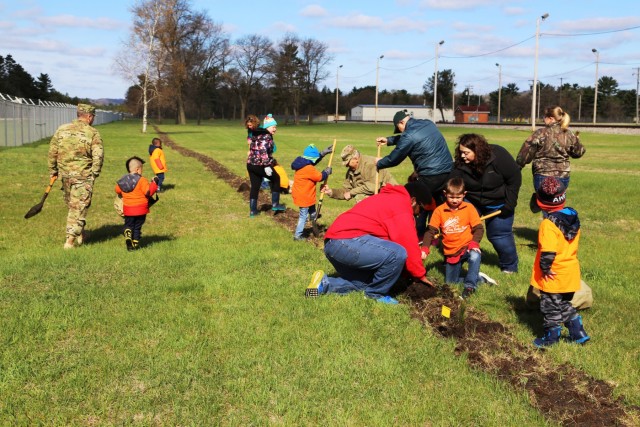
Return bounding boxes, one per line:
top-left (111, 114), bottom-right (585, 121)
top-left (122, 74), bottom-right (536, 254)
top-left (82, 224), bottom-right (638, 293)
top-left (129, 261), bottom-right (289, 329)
top-left (516, 123), bottom-right (585, 178)
top-left (328, 155), bottom-right (398, 202)
top-left (48, 119), bottom-right (104, 179)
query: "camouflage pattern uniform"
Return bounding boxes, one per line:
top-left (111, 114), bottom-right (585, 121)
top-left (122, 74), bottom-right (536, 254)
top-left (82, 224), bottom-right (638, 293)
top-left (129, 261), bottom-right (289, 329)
top-left (48, 104), bottom-right (104, 244)
top-left (516, 122), bottom-right (585, 179)
top-left (328, 154), bottom-right (397, 203)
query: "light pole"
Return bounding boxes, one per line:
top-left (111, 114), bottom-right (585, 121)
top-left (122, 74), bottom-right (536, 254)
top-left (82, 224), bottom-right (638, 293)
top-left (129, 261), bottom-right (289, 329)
top-left (531, 12), bottom-right (549, 131)
top-left (634, 68), bottom-right (640, 125)
top-left (496, 63), bottom-right (502, 123)
top-left (374, 54), bottom-right (384, 124)
top-left (433, 40), bottom-right (444, 122)
top-left (592, 48), bottom-right (599, 124)
top-left (334, 64), bottom-right (343, 123)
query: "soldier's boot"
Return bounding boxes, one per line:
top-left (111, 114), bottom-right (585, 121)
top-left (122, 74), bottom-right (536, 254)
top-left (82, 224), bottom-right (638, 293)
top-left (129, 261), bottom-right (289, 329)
top-left (124, 229), bottom-right (134, 251)
top-left (564, 315), bottom-right (590, 344)
top-left (132, 240), bottom-right (140, 250)
top-left (64, 235), bottom-right (76, 250)
top-left (76, 230), bottom-right (89, 246)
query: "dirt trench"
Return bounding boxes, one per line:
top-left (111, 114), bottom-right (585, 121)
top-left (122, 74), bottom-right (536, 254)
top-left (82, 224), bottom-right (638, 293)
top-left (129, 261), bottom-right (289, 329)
top-left (157, 128), bottom-right (639, 426)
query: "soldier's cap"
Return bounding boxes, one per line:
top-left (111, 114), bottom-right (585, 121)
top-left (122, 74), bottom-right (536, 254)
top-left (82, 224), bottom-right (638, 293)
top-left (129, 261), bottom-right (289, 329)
top-left (125, 156), bottom-right (145, 172)
top-left (341, 145), bottom-right (360, 166)
top-left (77, 103), bottom-right (96, 115)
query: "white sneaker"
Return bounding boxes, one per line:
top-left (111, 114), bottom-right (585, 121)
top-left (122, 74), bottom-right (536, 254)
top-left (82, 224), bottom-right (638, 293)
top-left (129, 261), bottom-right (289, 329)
top-left (479, 272), bottom-right (498, 286)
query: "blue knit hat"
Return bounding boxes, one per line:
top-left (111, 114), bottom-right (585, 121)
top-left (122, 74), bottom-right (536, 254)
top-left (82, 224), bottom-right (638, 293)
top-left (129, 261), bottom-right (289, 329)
top-left (262, 114), bottom-right (277, 128)
top-left (302, 144), bottom-right (320, 161)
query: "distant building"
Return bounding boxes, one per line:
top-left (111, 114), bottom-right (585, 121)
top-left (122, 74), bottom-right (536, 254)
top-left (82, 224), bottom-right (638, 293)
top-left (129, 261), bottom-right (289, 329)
top-left (455, 104), bottom-right (491, 123)
top-left (350, 104), bottom-right (454, 123)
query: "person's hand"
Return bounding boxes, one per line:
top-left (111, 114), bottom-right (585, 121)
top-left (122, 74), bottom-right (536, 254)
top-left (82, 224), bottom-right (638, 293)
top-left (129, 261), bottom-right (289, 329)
top-left (264, 167), bottom-right (273, 177)
top-left (323, 167), bottom-right (332, 176)
top-left (542, 270), bottom-right (557, 281)
top-left (421, 246), bottom-right (429, 260)
top-left (343, 191), bottom-right (352, 200)
top-left (376, 137), bottom-right (388, 146)
top-left (418, 276), bottom-right (435, 287)
top-left (320, 145), bottom-right (333, 156)
top-left (321, 185), bottom-right (333, 196)
top-left (50, 171), bottom-right (58, 178)
top-left (499, 208), bottom-right (514, 218)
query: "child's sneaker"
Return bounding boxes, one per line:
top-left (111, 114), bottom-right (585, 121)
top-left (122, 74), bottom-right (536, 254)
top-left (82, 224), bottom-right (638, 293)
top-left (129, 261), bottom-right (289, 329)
top-left (305, 270), bottom-right (325, 297)
top-left (479, 272), bottom-right (498, 286)
top-left (461, 287), bottom-right (475, 300)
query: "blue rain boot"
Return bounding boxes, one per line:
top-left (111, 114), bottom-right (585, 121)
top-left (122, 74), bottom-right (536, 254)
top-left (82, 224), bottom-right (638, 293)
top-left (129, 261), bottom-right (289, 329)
top-left (249, 199), bottom-right (260, 217)
top-left (564, 315), bottom-right (590, 344)
top-left (271, 192), bottom-right (285, 212)
top-left (533, 325), bottom-right (562, 348)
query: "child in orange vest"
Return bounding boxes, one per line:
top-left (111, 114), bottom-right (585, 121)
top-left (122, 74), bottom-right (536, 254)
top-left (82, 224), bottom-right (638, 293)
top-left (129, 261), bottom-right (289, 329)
top-left (149, 137), bottom-right (167, 192)
top-left (531, 176), bottom-right (590, 347)
top-left (290, 144), bottom-right (333, 241)
top-left (115, 156), bottom-right (158, 251)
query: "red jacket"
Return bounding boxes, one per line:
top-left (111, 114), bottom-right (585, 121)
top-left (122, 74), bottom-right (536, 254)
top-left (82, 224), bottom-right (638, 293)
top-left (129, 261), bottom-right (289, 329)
top-left (325, 184), bottom-right (426, 279)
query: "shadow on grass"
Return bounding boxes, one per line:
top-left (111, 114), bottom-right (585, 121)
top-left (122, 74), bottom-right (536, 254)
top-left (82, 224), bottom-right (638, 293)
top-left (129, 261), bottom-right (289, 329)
top-left (505, 294), bottom-right (543, 336)
top-left (86, 224), bottom-right (174, 248)
top-left (514, 226), bottom-right (538, 247)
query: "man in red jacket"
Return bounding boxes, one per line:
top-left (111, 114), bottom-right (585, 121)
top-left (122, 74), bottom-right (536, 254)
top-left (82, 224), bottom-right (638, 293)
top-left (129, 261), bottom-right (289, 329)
top-left (306, 181), bottom-right (434, 304)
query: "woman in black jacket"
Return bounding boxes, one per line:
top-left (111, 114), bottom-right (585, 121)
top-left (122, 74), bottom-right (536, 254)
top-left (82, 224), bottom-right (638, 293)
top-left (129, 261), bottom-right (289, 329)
top-left (449, 133), bottom-right (522, 273)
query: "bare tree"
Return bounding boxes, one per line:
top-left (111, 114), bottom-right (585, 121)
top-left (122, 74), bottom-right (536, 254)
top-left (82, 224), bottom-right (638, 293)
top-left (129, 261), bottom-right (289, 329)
top-left (299, 37), bottom-right (332, 123)
top-left (113, 0), bottom-right (165, 133)
top-left (271, 33), bottom-right (302, 123)
top-left (228, 34), bottom-right (273, 120)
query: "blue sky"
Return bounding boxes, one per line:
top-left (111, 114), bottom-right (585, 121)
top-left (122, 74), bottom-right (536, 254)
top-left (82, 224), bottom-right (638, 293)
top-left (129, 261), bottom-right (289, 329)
top-left (1, 0), bottom-right (639, 101)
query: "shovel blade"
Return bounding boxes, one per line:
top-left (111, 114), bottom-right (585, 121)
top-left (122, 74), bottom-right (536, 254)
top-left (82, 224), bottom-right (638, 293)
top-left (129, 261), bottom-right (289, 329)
top-left (24, 203), bottom-right (43, 219)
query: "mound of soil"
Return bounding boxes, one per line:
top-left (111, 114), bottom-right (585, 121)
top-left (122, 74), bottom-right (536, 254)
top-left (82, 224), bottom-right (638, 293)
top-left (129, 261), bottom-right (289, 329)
top-left (157, 129), bottom-right (639, 426)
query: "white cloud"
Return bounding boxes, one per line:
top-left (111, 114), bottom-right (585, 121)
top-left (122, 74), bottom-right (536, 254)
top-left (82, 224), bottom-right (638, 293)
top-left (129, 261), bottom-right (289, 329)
top-left (420, 0), bottom-right (503, 11)
top-left (551, 17), bottom-right (640, 33)
top-left (272, 21), bottom-right (297, 33)
top-left (300, 5), bottom-right (328, 18)
top-left (36, 15), bottom-right (124, 30)
top-left (503, 7), bottom-right (526, 16)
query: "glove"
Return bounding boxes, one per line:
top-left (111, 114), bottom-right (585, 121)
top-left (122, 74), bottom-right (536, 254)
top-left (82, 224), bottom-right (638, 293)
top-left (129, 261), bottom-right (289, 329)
top-left (153, 176), bottom-right (159, 184)
top-left (499, 207), bottom-right (514, 218)
top-left (323, 167), bottom-right (332, 176)
top-left (264, 167), bottom-right (273, 177)
top-left (320, 145), bottom-right (333, 157)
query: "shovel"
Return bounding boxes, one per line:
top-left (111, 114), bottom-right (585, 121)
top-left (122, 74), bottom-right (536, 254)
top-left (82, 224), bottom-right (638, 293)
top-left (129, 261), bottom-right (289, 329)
top-left (312, 138), bottom-right (338, 236)
top-left (24, 175), bottom-right (57, 219)
top-left (374, 144), bottom-right (382, 194)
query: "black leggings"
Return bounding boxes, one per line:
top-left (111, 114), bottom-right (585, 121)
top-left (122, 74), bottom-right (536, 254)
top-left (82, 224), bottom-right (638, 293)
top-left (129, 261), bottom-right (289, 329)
top-left (124, 215), bottom-right (146, 241)
top-left (247, 164), bottom-right (280, 199)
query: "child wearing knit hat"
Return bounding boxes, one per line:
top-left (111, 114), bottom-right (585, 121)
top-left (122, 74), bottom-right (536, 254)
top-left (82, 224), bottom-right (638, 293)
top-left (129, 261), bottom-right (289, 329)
top-left (290, 144), bottom-right (334, 240)
top-left (531, 176), bottom-right (590, 348)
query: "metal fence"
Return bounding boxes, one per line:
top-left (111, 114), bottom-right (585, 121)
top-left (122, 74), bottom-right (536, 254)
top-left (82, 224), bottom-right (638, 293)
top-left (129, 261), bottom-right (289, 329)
top-left (0, 92), bottom-right (124, 147)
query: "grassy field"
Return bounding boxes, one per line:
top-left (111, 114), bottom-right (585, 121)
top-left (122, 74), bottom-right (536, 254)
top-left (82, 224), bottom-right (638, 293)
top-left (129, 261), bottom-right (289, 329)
top-left (1, 119), bottom-right (639, 425)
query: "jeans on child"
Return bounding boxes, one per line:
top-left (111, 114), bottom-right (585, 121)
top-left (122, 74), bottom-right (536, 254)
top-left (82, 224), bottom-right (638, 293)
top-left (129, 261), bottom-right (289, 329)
top-left (323, 235), bottom-right (407, 299)
top-left (294, 205), bottom-right (316, 238)
top-left (445, 250), bottom-right (482, 289)
top-left (155, 172), bottom-right (165, 190)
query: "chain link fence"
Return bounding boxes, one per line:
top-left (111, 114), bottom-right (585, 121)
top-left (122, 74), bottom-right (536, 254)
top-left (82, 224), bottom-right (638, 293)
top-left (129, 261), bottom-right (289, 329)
top-left (1, 92), bottom-right (124, 147)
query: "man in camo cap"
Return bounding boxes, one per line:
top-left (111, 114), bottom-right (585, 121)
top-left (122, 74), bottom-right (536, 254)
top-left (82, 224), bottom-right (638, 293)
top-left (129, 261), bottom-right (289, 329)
top-left (48, 103), bottom-right (104, 249)
top-left (321, 145), bottom-right (397, 203)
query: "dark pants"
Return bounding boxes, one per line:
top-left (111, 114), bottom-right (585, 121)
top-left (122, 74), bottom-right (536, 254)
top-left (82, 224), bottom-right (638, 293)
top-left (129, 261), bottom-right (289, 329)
top-left (155, 172), bottom-right (165, 190)
top-left (540, 291), bottom-right (576, 328)
top-left (247, 164), bottom-right (280, 199)
top-left (415, 172), bottom-right (450, 237)
top-left (124, 215), bottom-right (146, 241)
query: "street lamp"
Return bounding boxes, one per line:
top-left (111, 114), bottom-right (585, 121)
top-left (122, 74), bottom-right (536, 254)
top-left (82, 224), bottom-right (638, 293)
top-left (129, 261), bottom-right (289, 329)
top-left (531, 12), bottom-right (549, 131)
top-left (374, 55), bottom-right (384, 124)
top-left (433, 40), bottom-right (444, 122)
top-left (334, 65), bottom-right (343, 123)
top-left (592, 48), bottom-right (599, 124)
top-left (496, 63), bottom-right (502, 123)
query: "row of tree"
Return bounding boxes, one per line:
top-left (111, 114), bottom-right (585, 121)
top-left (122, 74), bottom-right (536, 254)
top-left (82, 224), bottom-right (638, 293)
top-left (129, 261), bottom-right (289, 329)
top-left (0, 54), bottom-right (91, 105)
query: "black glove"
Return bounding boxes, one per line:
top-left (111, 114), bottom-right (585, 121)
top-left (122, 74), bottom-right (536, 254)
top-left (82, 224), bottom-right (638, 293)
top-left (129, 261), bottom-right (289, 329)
top-left (499, 207), bottom-right (514, 218)
top-left (323, 167), bottom-right (332, 176)
top-left (320, 145), bottom-right (333, 157)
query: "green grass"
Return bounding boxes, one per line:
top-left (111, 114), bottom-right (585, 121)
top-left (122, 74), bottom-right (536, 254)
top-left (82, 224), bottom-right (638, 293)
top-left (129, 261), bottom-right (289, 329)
top-left (1, 119), bottom-right (638, 424)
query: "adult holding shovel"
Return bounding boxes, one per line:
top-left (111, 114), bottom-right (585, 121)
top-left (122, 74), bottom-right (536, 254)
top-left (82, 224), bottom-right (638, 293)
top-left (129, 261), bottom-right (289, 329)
top-left (47, 103), bottom-right (104, 249)
top-left (24, 175), bottom-right (57, 219)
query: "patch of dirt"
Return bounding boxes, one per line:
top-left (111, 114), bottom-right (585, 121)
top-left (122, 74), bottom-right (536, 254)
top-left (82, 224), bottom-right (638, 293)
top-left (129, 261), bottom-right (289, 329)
top-left (157, 129), bottom-right (639, 426)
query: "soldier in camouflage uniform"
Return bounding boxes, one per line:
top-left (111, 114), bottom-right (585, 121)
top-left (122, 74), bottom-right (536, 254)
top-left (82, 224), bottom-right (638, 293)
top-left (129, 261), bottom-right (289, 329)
top-left (321, 145), bottom-right (397, 203)
top-left (516, 105), bottom-right (585, 192)
top-left (48, 103), bottom-right (104, 249)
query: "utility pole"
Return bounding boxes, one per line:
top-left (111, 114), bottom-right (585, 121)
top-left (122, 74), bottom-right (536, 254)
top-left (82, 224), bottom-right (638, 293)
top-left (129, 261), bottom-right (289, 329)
top-left (558, 77), bottom-right (563, 104)
top-left (465, 85), bottom-right (473, 106)
top-left (634, 67), bottom-right (640, 125)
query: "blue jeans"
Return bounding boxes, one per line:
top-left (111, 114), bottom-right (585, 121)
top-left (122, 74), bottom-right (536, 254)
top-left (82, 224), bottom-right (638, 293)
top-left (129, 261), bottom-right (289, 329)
top-left (533, 174), bottom-right (570, 191)
top-left (294, 205), bottom-right (316, 238)
top-left (483, 211), bottom-right (518, 272)
top-left (445, 250), bottom-right (482, 289)
top-left (323, 235), bottom-right (407, 299)
top-left (155, 172), bottom-right (165, 190)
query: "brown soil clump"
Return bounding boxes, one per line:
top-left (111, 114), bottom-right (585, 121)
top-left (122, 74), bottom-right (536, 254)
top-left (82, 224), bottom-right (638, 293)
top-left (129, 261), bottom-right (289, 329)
top-left (158, 129), bottom-right (639, 426)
